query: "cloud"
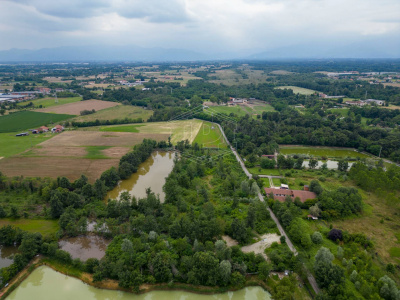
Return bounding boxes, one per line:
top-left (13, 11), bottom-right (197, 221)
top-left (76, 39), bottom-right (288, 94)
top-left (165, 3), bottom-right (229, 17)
top-left (114, 0), bottom-right (191, 23)
top-left (0, 0), bottom-right (399, 56)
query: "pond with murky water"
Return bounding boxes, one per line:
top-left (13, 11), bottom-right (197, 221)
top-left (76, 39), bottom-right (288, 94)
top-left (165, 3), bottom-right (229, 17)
top-left (302, 160), bottom-right (354, 169)
top-left (106, 151), bottom-right (175, 203)
top-left (0, 245), bottom-right (18, 269)
top-left (58, 236), bottom-right (110, 261)
top-left (7, 266), bottom-right (272, 300)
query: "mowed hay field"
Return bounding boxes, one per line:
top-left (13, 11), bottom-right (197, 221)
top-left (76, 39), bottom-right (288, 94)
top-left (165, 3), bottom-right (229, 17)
top-left (0, 131), bottom-right (169, 182)
top-left (275, 86), bottom-right (319, 95)
top-left (92, 119), bottom-right (203, 144)
top-left (193, 121), bottom-right (227, 148)
top-left (36, 100), bottom-right (120, 115)
top-left (0, 111), bottom-right (72, 133)
top-left (71, 105), bottom-right (153, 122)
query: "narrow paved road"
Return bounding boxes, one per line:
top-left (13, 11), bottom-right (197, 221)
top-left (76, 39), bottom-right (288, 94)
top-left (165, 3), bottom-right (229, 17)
top-left (216, 122), bottom-right (319, 295)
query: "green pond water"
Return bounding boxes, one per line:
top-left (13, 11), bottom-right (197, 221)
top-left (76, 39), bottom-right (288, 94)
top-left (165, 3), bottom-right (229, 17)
top-left (280, 147), bottom-right (370, 158)
top-left (7, 266), bottom-right (272, 300)
top-left (106, 151), bottom-right (175, 203)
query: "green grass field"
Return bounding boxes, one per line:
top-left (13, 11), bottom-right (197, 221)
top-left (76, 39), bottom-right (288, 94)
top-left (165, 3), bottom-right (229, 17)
top-left (0, 219), bottom-right (59, 235)
top-left (193, 121), bottom-right (227, 148)
top-left (71, 105), bottom-right (153, 122)
top-left (275, 86), bottom-right (319, 95)
top-left (99, 124), bottom-right (144, 133)
top-left (0, 111), bottom-right (72, 133)
top-left (248, 167), bottom-right (281, 176)
top-left (17, 97), bottom-right (82, 108)
top-left (0, 132), bottom-right (52, 158)
top-left (85, 146), bottom-right (111, 159)
top-left (207, 106), bottom-right (248, 117)
top-left (279, 146), bottom-right (370, 159)
top-left (253, 104), bottom-right (275, 114)
top-left (207, 103), bottom-right (275, 119)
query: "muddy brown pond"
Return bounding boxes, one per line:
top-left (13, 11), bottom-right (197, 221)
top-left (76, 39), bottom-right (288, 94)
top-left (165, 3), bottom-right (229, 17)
top-left (106, 151), bottom-right (175, 203)
top-left (58, 236), bottom-right (110, 261)
top-left (0, 245), bottom-right (18, 268)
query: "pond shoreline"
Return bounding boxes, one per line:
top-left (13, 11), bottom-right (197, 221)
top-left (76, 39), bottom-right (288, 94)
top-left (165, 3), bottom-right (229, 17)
top-left (0, 256), bottom-right (273, 299)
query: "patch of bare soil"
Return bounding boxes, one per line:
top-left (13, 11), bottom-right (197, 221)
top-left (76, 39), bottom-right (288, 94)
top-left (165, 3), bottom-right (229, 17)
top-left (222, 235), bottom-right (239, 247)
top-left (101, 147), bottom-right (131, 158)
top-left (0, 157), bottom-right (120, 183)
top-left (241, 233), bottom-right (281, 260)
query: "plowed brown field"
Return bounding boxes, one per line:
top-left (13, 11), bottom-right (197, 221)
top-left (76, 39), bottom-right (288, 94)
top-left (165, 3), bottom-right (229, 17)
top-left (36, 100), bottom-right (120, 115)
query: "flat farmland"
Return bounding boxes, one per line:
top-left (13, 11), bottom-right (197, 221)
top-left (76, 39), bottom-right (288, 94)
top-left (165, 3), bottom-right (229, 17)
top-left (36, 100), bottom-right (120, 115)
top-left (0, 132), bottom-right (52, 157)
top-left (0, 156), bottom-right (120, 183)
top-left (40, 131), bottom-right (169, 147)
top-left (0, 111), bottom-right (72, 133)
top-left (72, 105), bottom-right (153, 122)
top-left (0, 131), bottom-right (169, 182)
top-left (17, 96), bottom-right (82, 108)
top-left (94, 119), bottom-right (203, 144)
top-left (275, 86), bottom-right (319, 95)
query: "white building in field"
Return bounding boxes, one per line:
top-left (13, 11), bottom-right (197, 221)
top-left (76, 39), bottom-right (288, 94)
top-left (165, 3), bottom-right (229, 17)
top-left (364, 99), bottom-right (385, 106)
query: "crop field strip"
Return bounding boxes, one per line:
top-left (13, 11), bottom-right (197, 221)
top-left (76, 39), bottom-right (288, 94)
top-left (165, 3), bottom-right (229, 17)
top-left (16, 96), bottom-right (82, 108)
top-left (71, 105), bottom-right (153, 122)
top-left (0, 111), bottom-right (72, 133)
top-left (36, 100), bottom-right (120, 115)
top-left (0, 130), bottom-right (169, 182)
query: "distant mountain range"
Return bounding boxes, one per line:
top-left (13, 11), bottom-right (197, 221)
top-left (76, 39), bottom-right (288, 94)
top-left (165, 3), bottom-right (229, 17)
top-left (0, 45), bottom-right (207, 62)
top-left (0, 41), bottom-right (398, 62)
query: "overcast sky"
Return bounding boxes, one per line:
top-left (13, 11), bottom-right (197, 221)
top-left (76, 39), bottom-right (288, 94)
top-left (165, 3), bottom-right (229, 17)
top-left (1, 0), bottom-right (399, 55)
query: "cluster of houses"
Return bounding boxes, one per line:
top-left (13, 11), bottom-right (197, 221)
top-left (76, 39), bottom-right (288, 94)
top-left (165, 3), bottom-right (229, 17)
top-left (15, 125), bottom-right (64, 137)
top-left (118, 80), bottom-right (148, 87)
top-left (345, 99), bottom-right (385, 107)
top-left (227, 97), bottom-right (254, 105)
top-left (0, 88), bottom-right (65, 104)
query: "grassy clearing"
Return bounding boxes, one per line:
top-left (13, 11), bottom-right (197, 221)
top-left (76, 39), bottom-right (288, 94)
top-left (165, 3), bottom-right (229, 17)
top-left (132, 119), bottom-right (203, 144)
top-left (0, 132), bottom-right (53, 158)
top-left (85, 146), bottom-right (111, 159)
top-left (71, 105), bottom-right (153, 122)
top-left (17, 97), bottom-right (82, 108)
top-left (279, 146), bottom-right (370, 159)
top-left (99, 124), bottom-right (144, 133)
top-left (0, 111), bottom-right (71, 133)
top-left (193, 121), bottom-right (227, 148)
top-left (275, 86), bottom-right (319, 95)
top-left (328, 108), bottom-right (349, 116)
top-left (253, 104), bottom-right (275, 114)
top-left (208, 106), bottom-right (248, 117)
top-left (0, 219), bottom-right (59, 235)
top-left (272, 178), bottom-right (281, 186)
top-left (389, 247), bottom-right (400, 258)
top-left (261, 178), bottom-right (270, 188)
top-left (248, 167), bottom-right (282, 176)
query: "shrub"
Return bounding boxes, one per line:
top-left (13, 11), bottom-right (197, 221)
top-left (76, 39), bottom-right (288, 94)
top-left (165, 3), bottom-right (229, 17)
top-left (328, 229), bottom-right (343, 242)
top-left (311, 232), bottom-right (323, 244)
